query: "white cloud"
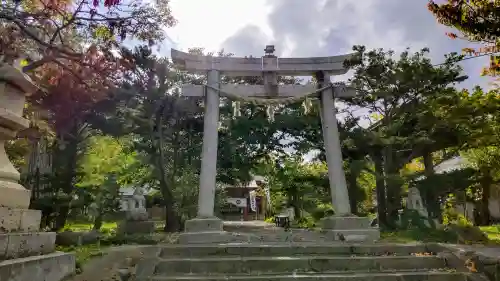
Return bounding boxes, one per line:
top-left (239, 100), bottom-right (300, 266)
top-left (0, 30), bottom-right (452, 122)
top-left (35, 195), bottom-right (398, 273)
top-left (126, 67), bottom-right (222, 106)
top-left (166, 0), bottom-right (272, 53)
top-left (165, 0), bottom-right (492, 90)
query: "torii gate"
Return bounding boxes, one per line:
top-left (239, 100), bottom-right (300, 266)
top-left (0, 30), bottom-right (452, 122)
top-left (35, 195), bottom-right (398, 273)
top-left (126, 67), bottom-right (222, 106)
top-left (172, 46), bottom-right (378, 242)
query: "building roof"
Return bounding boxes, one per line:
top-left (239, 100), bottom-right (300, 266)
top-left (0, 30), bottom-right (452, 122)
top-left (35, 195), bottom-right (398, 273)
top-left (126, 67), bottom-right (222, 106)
top-left (414, 156), bottom-right (468, 181)
top-left (434, 156), bottom-right (468, 174)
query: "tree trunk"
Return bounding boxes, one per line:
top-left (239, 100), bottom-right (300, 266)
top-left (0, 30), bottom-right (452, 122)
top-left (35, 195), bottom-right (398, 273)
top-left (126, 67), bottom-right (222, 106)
top-left (422, 150), bottom-right (439, 219)
top-left (347, 162), bottom-right (359, 215)
top-left (384, 146), bottom-right (401, 229)
top-left (373, 151), bottom-right (388, 228)
top-left (93, 212), bottom-right (103, 231)
top-left (154, 96), bottom-right (181, 232)
top-left (53, 127), bottom-right (80, 231)
top-left (54, 205), bottom-right (69, 231)
top-left (480, 170), bottom-right (492, 226)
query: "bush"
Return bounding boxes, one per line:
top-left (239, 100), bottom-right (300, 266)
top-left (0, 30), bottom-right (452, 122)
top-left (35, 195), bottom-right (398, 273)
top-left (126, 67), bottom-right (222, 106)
top-left (292, 216), bottom-right (316, 229)
top-left (442, 208), bottom-right (473, 227)
top-left (310, 203), bottom-right (334, 221)
top-left (264, 217), bottom-right (275, 224)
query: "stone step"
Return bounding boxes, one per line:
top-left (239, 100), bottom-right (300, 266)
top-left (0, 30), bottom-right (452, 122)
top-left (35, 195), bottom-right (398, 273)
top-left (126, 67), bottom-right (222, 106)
top-left (0, 232), bottom-right (56, 260)
top-left (0, 251), bottom-right (75, 281)
top-left (223, 222), bottom-right (280, 233)
top-left (158, 243), bottom-right (433, 258)
top-left (212, 228), bottom-right (381, 243)
top-left (152, 255), bottom-right (447, 275)
top-left (146, 271), bottom-right (472, 281)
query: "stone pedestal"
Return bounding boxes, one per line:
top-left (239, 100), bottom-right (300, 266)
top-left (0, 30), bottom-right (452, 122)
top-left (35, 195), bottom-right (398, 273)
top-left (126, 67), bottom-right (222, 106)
top-left (0, 65), bottom-right (75, 281)
top-left (118, 220), bottom-right (156, 235)
top-left (178, 217), bottom-right (256, 244)
top-left (118, 202), bottom-right (155, 235)
top-left (320, 216), bottom-right (380, 242)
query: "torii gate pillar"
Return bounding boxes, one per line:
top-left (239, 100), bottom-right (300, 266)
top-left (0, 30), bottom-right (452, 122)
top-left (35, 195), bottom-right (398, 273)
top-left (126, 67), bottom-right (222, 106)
top-left (197, 70), bottom-right (220, 218)
top-left (316, 71), bottom-right (350, 215)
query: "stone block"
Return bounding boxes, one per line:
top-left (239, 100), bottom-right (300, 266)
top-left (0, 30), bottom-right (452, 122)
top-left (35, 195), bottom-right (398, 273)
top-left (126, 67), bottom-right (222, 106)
top-left (184, 217), bottom-right (224, 232)
top-left (178, 231), bottom-right (258, 244)
top-left (0, 251), bottom-right (75, 281)
top-left (0, 181), bottom-right (31, 210)
top-left (55, 230), bottom-right (101, 246)
top-left (153, 255), bottom-right (446, 275)
top-left (125, 209), bottom-right (149, 221)
top-left (2, 232), bottom-right (56, 260)
top-left (0, 207), bottom-right (41, 233)
top-left (118, 220), bottom-right (155, 235)
top-left (0, 233), bottom-right (7, 259)
top-left (320, 216), bottom-right (371, 229)
top-left (19, 209), bottom-right (41, 232)
top-left (319, 229), bottom-right (381, 241)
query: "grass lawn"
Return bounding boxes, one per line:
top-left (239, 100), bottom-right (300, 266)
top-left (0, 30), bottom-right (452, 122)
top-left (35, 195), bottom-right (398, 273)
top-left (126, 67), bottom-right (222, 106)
top-left (480, 225), bottom-right (500, 242)
top-left (63, 221), bottom-right (118, 232)
top-left (380, 225), bottom-right (500, 245)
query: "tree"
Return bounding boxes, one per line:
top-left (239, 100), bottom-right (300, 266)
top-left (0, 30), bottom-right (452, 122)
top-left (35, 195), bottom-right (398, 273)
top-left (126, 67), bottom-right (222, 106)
top-left (257, 155), bottom-right (330, 220)
top-left (89, 46), bottom-right (205, 231)
top-left (343, 45), bottom-right (468, 227)
top-left (0, 0), bottom-right (175, 73)
top-left (87, 175), bottom-right (121, 230)
top-left (428, 0), bottom-right (500, 75)
top-left (460, 146), bottom-right (500, 225)
top-left (1, 0), bottom-right (176, 229)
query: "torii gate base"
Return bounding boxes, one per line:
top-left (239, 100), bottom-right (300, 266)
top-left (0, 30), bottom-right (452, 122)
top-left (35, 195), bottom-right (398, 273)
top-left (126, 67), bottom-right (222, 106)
top-left (172, 47), bottom-right (379, 243)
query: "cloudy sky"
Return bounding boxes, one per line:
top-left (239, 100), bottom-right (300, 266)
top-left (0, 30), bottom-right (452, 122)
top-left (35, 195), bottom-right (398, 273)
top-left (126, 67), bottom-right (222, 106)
top-left (164, 0), bottom-right (492, 91)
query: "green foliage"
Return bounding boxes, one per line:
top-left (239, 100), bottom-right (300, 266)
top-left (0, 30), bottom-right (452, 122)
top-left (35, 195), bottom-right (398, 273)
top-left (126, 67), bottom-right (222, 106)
top-left (292, 216), bottom-right (317, 229)
top-left (5, 139), bottom-right (31, 170)
top-left (428, 0), bottom-right (500, 44)
top-left (462, 146), bottom-right (500, 181)
top-left (342, 44), bottom-right (500, 226)
top-left (257, 156), bottom-right (330, 218)
top-left (428, 1), bottom-right (500, 76)
top-left (442, 207), bottom-right (473, 227)
top-left (309, 203), bottom-right (335, 221)
top-left (77, 135), bottom-right (144, 188)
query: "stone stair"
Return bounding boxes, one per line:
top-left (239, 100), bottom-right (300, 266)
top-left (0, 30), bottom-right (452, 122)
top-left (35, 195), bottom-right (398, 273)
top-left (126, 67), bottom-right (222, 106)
top-left (133, 243), bottom-right (487, 280)
top-left (221, 221), bottom-right (379, 243)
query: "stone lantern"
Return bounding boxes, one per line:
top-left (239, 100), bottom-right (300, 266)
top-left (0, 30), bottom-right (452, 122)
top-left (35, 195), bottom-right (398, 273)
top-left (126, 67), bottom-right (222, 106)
top-left (0, 64), bottom-right (37, 209)
top-left (0, 64), bottom-right (75, 281)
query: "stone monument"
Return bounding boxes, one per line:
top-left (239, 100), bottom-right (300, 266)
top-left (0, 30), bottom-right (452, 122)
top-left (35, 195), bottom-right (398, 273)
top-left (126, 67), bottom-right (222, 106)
top-left (118, 187), bottom-right (155, 235)
top-left (407, 187), bottom-right (429, 218)
top-left (0, 64), bottom-right (75, 281)
top-left (171, 45), bottom-right (379, 242)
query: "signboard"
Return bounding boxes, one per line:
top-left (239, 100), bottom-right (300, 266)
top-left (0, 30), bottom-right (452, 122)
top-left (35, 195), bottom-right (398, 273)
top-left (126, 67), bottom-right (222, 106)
top-left (249, 191), bottom-right (257, 212)
top-left (226, 197), bottom-right (247, 208)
